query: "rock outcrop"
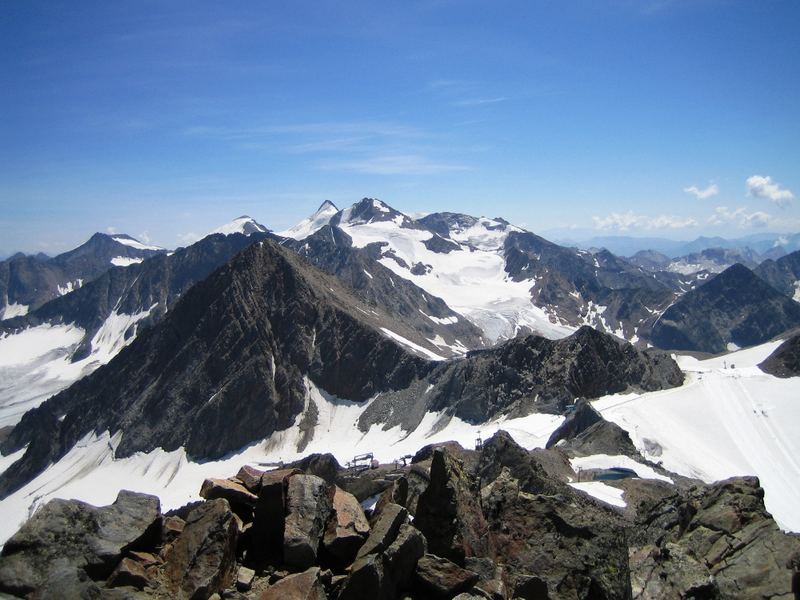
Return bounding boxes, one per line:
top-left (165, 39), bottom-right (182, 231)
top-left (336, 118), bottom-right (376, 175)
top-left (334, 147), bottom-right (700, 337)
top-left (759, 332), bottom-right (800, 378)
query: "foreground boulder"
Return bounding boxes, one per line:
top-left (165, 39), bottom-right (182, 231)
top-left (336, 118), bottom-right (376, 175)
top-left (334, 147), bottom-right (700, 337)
top-left (0, 490), bottom-right (161, 597)
top-left (482, 467), bottom-right (631, 599)
top-left (630, 476), bottom-right (800, 600)
top-left (160, 497), bottom-right (239, 599)
top-left (251, 468), bottom-right (301, 561)
top-left (322, 486), bottom-right (370, 567)
top-left (259, 566), bottom-right (327, 600)
top-left (283, 474), bottom-right (334, 571)
top-left (414, 448), bottom-right (490, 565)
top-left (414, 553), bottom-right (480, 597)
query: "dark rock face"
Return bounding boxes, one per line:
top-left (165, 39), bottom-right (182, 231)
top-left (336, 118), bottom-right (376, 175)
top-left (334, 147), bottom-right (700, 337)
top-left (0, 238), bottom-right (432, 500)
top-left (546, 399), bottom-right (639, 458)
top-left (754, 248), bottom-right (800, 298)
top-left (651, 263), bottom-right (800, 353)
top-left (357, 503), bottom-right (408, 559)
top-left (477, 430), bottom-right (565, 496)
top-left (258, 566), bottom-right (327, 600)
top-left (759, 333), bottom-right (800, 377)
top-left (322, 486), bottom-right (370, 567)
top-left (503, 231), bottom-right (676, 342)
top-left (283, 474), bottom-right (334, 571)
top-left (160, 497), bottom-right (239, 599)
top-left (414, 554), bottom-right (480, 598)
top-left (286, 224), bottom-right (484, 356)
top-left (0, 232), bottom-right (165, 319)
top-left (481, 469), bottom-right (632, 599)
top-left (0, 490), bottom-right (161, 597)
top-left (546, 398), bottom-right (603, 448)
top-left (630, 476), bottom-right (800, 600)
top-left (414, 449), bottom-right (490, 565)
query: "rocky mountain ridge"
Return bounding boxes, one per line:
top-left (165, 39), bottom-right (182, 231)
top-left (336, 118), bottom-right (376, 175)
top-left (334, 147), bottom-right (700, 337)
top-left (2, 429), bottom-right (797, 599)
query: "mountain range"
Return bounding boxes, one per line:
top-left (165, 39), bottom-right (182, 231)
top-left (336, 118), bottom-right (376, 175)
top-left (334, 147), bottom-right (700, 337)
top-left (0, 198), bottom-right (799, 587)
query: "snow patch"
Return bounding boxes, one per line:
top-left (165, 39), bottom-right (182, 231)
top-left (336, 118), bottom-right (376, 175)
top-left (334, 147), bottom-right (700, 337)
top-left (111, 256), bottom-right (144, 267)
top-left (1, 302), bottom-right (28, 320)
top-left (569, 482), bottom-right (626, 508)
top-left (112, 236), bottom-right (163, 251)
top-left (379, 328), bottom-right (446, 361)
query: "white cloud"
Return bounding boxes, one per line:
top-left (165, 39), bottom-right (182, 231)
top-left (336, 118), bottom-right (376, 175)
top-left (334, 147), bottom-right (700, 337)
top-left (708, 206), bottom-right (772, 228)
top-left (746, 175), bottom-right (794, 207)
top-left (319, 154), bottom-right (468, 176)
top-left (453, 97), bottom-right (508, 107)
top-left (591, 211), bottom-right (697, 232)
top-left (177, 232), bottom-right (201, 246)
top-left (683, 183), bottom-right (719, 200)
top-left (106, 226), bottom-right (118, 234)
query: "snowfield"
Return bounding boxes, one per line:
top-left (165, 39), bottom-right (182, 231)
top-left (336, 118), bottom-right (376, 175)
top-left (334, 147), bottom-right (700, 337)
top-left (0, 307), bottom-right (156, 428)
top-left (337, 212), bottom-right (574, 342)
top-left (0, 334), bottom-right (798, 545)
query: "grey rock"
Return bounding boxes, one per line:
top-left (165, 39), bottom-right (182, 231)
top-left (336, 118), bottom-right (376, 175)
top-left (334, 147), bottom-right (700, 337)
top-left (0, 490), bottom-right (161, 597)
top-left (759, 332), bottom-right (800, 378)
top-left (414, 554), bottom-right (479, 598)
top-left (160, 498), bottom-right (239, 599)
top-left (258, 566), bottom-right (326, 600)
top-left (322, 486), bottom-right (369, 567)
top-left (415, 448), bottom-right (490, 565)
top-left (357, 503), bottom-right (407, 559)
top-left (251, 468), bottom-right (300, 562)
top-left (283, 474), bottom-right (334, 571)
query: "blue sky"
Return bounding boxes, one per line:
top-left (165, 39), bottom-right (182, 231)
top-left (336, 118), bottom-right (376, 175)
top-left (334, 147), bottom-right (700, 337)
top-left (2, 0), bottom-right (799, 254)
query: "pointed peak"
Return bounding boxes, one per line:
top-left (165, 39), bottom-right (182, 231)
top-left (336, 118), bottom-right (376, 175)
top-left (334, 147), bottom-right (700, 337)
top-left (209, 216), bottom-right (269, 237)
top-left (317, 200), bottom-right (338, 212)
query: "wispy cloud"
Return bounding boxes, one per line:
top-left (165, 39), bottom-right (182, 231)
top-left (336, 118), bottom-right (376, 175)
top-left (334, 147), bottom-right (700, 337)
top-left (184, 121), bottom-right (426, 141)
top-left (708, 206), bottom-right (772, 228)
top-left (177, 232), bottom-right (202, 246)
top-left (683, 183), bottom-right (719, 200)
top-left (319, 154), bottom-right (468, 176)
top-left (592, 211), bottom-right (697, 231)
top-left (452, 97), bottom-right (508, 107)
top-left (746, 175), bottom-right (794, 207)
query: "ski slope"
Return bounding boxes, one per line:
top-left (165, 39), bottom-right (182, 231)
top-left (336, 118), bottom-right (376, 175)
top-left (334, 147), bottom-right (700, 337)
top-left (594, 340), bottom-right (800, 532)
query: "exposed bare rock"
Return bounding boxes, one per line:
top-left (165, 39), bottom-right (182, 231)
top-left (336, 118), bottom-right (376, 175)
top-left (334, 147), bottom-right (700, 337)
top-left (160, 498), bottom-right (239, 599)
top-left (322, 486), bottom-right (370, 567)
top-left (251, 468), bottom-right (301, 562)
top-left (414, 554), bottom-right (480, 598)
top-left (373, 476), bottom-right (408, 518)
top-left (0, 490), bottom-right (161, 597)
top-left (759, 332), bottom-right (800, 378)
top-left (200, 478), bottom-right (258, 511)
top-left (415, 448), bottom-right (490, 566)
top-left (630, 476), bottom-right (800, 600)
top-left (283, 474), bottom-right (334, 571)
top-left (481, 468), bottom-right (631, 599)
top-left (357, 503), bottom-right (408, 559)
top-left (235, 465), bottom-right (266, 493)
top-left (107, 557), bottom-right (152, 590)
top-left (258, 566), bottom-right (327, 600)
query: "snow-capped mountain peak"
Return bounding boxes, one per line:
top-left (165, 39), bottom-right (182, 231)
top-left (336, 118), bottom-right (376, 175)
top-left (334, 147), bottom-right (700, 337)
top-left (277, 201), bottom-right (339, 240)
top-left (109, 234), bottom-right (164, 252)
top-left (331, 197), bottom-right (418, 229)
top-left (209, 216), bottom-right (269, 237)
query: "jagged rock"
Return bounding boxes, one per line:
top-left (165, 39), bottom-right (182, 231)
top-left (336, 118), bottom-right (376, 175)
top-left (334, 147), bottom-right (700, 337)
top-left (545, 398), bottom-right (602, 448)
top-left (287, 453), bottom-right (341, 485)
top-left (512, 575), bottom-right (550, 599)
top-left (373, 476), bottom-right (408, 517)
top-left (322, 486), bottom-right (370, 567)
top-left (481, 468), bottom-right (631, 599)
top-left (629, 543), bottom-right (718, 599)
top-left (235, 465), bottom-right (266, 493)
top-left (477, 430), bottom-right (564, 496)
top-left (414, 554), bottom-right (479, 598)
top-left (0, 490), bottom-right (161, 597)
top-left (200, 478), bottom-right (258, 509)
top-left (404, 465), bottom-right (430, 516)
top-left (160, 498), bottom-right (239, 599)
top-left (357, 503), bottom-right (407, 559)
top-left (163, 515), bottom-right (185, 542)
top-left (251, 468), bottom-right (301, 561)
top-left (283, 474), bottom-right (334, 571)
top-left (236, 566), bottom-right (255, 592)
top-left (560, 419), bottom-right (639, 458)
top-left (453, 592), bottom-right (491, 600)
top-left (258, 566), bottom-right (327, 600)
top-left (630, 476), bottom-right (800, 600)
top-left (415, 448), bottom-right (490, 564)
top-left (759, 332), bottom-right (800, 378)
top-left (338, 554), bottom-right (384, 600)
top-left (107, 557), bottom-right (152, 590)
top-left (382, 524), bottom-right (427, 594)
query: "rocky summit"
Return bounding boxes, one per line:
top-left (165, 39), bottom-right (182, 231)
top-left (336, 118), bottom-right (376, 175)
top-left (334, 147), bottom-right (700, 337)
top-left (2, 430), bottom-right (798, 599)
